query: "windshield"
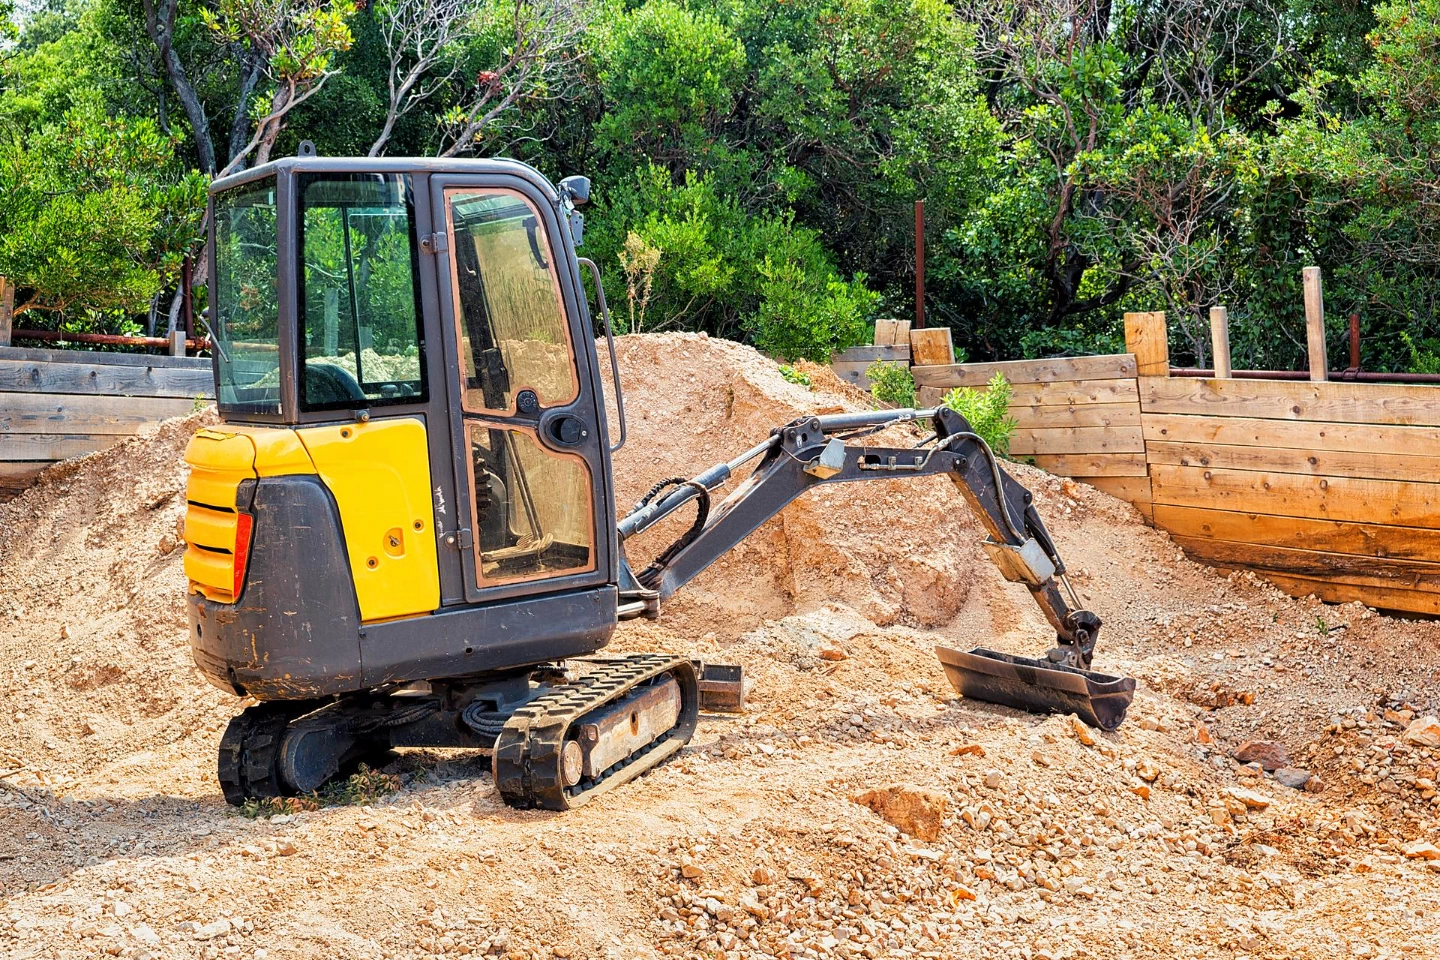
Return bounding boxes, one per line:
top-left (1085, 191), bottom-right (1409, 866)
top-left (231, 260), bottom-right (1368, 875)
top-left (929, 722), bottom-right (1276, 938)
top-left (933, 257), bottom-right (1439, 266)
top-left (298, 173), bottom-right (426, 410)
top-left (212, 177), bottom-right (282, 415)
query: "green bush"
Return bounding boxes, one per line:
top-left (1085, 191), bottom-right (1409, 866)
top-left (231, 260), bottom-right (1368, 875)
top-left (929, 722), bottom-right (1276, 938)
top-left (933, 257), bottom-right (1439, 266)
top-left (587, 165), bottom-right (876, 362)
top-left (942, 373), bottom-right (1017, 456)
top-left (778, 364), bottom-right (812, 388)
top-left (867, 360), bottom-right (915, 407)
top-left (0, 102), bottom-right (206, 331)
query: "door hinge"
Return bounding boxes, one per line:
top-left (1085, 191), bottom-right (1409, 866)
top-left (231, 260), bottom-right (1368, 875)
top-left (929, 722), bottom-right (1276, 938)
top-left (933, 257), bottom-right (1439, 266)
top-left (421, 232), bottom-right (449, 255)
top-left (443, 527), bottom-right (472, 550)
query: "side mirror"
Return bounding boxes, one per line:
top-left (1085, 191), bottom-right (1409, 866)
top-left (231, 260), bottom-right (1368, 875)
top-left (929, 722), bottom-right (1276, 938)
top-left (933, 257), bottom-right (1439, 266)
top-left (559, 175), bottom-right (591, 206)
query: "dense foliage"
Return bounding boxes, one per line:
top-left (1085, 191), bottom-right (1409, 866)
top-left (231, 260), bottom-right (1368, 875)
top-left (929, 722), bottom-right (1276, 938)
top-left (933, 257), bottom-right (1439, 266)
top-left (4, 0), bottom-right (1440, 370)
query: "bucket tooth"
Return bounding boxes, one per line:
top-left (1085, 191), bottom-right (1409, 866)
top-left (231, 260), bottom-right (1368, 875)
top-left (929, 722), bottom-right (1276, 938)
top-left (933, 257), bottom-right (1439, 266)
top-left (935, 646), bottom-right (1135, 731)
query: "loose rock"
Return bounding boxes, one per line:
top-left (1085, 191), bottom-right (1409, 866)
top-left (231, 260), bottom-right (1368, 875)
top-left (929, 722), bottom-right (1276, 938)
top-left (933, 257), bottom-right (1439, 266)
top-left (1402, 716), bottom-right (1440, 748)
top-left (852, 784), bottom-right (949, 841)
top-left (1234, 740), bottom-right (1289, 771)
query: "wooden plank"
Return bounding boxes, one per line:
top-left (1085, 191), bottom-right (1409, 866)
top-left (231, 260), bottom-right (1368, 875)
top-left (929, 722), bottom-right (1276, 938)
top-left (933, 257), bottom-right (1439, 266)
top-left (1151, 504), bottom-right (1440, 562)
top-left (911, 354), bottom-right (1138, 389)
top-left (1239, 571), bottom-right (1440, 616)
top-left (0, 392), bottom-right (197, 434)
top-left (1146, 440), bottom-right (1440, 484)
top-left (1149, 464), bottom-right (1440, 527)
top-left (1009, 402), bottom-right (1141, 429)
top-left (1030, 453), bottom-right (1150, 477)
top-left (1124, 312), bottom-right (1169, 376)
top-left (832, 362), bottom-right (874, 389)
top-left (0, 461), bottom-right (49, 487)
top-left (909, 328), bottom-right (953, 366)
top-left (1076, 475), bottom-right (1152, 503)
top-left (1210, 306), bottom-right (1231, 379)
top-left (1174, 536), bottom-right (1440, 593)
top-left (1303, 266), bottom-right (1327, 382)
top-left (1008, 379), bottom-right (1140, 406)
top-left (872, 319), bottom-right (910, 346)
top-left (0, 434), bottom-right (126, 461)
top-left (1139, 377), bottom-right (1440, 426)
top-left (1142, 412), bottom-right (1440, 457)
top-left (1010, 425), bottom-right (1145, 456)
top-left (0, 357), bottom-right (216, 398)
top-left (832, 345), bottom-right (910, 363)
top-left (0, 345), bottom-right (211, 369)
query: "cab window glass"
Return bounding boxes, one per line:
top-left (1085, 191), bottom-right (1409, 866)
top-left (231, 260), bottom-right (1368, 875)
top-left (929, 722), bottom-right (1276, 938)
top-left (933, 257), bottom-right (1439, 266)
top-left (468, 424), bottom-right (594, 583)
top-left (299, 174), bottom-right (426, 409)
top-left (446, 189), bottom-right (577, 414)
top-left (212, 177), bottom-right (281, 414)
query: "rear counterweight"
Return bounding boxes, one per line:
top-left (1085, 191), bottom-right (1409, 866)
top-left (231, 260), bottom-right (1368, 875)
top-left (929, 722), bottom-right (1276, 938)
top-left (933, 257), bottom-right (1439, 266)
top-left (189, 475), bottom-right (364, 699)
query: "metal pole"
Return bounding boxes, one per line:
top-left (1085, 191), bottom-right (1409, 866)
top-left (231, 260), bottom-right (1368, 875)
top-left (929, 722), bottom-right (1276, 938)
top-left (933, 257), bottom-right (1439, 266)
top-left (1349, 312), bottom-right (1361, 371)
top-left (914, 200), bottom-right (925, 329)
top-left (182, 256), bottom-right (194, 338)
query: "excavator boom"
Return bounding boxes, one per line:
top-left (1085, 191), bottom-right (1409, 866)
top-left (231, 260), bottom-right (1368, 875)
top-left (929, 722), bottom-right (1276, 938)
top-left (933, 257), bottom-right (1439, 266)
top-left (617, 404), bottom-right (1135, 729)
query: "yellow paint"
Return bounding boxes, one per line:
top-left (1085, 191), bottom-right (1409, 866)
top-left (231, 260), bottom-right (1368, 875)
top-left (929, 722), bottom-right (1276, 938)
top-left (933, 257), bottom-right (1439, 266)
top-left (183, 425), bottom-right (318, 602)
top-left (183, 419), bottom-right (439, 620)
top-left (296, 418), bottom-right (439, 623)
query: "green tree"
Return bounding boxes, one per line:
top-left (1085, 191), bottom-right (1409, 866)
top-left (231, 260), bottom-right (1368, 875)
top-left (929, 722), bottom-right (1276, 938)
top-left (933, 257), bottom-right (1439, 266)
top-left (0, 102), bottom-right (207, 326)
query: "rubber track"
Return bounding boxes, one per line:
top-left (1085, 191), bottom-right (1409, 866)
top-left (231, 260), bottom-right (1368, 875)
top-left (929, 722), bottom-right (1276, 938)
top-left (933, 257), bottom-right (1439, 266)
top-left (492, 654), bottom-right (699, 811)
top-left (217, 702), bottom-right (306, 806)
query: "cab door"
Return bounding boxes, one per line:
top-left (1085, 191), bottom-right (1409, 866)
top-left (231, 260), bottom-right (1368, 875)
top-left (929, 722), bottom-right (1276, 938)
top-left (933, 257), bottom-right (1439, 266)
top-left (428, 175), bottom-right (614, 604)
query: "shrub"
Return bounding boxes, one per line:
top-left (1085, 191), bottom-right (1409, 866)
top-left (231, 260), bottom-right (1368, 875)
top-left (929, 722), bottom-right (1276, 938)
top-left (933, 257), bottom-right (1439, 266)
top-left (867, 360), bottom-right (915, 407)
top-left (942, 373), bottom-right (1017, 456)
top-left (778, 364), bottom-right (812, 388)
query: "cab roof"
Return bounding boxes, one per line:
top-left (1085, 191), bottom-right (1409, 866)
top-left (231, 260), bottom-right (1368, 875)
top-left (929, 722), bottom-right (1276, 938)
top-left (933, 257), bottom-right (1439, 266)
top-left (209, 155), bottom-right (561, 203)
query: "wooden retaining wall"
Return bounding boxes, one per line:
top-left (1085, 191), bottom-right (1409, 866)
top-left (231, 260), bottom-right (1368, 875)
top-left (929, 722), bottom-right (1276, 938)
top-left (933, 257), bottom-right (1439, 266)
top-left (914, 323), bottom-right (1440, 615)
top-left (914, 353), bottom-right (1153, 520)
top-left (0, 346), bottom-right (214, 500)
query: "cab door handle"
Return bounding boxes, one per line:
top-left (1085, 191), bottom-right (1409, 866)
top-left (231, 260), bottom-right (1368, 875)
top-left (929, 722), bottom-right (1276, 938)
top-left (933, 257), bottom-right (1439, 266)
top-left (547, 414), bottom-right (588, 447)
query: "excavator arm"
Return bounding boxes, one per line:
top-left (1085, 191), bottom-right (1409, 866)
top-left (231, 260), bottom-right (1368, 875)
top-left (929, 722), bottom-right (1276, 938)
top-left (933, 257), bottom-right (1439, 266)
top-left (618, 405), bottom-right (1134, 729)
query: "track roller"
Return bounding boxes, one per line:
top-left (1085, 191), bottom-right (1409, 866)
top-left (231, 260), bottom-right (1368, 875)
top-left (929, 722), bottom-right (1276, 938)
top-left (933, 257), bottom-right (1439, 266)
top-left (492, 655), bottom-right (699, 810)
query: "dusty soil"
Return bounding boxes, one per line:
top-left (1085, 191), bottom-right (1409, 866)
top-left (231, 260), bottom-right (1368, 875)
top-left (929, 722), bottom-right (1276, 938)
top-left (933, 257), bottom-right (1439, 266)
top-left (1, 332), bottom-right (1438, 960)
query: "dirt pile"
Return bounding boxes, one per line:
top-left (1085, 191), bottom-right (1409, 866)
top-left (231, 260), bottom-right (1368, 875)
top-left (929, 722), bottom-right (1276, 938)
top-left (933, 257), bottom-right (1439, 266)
top-left (1, 333), bottom-right (1438, 960)
top-left (609, 333), bottom-right (986, 630)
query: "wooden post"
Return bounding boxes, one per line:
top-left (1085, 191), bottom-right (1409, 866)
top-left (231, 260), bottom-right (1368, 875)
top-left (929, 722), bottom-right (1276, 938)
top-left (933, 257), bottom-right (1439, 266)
top-left (908, 327), bottom-right (953, 366)
top-left (1123, 311), bottom-right (1169, 376)
top-left (1303, 266), bottom-right (1328, 382)
top-left (1209, 306), bottom-right (1232, 379)
top-left (0, 276), bottom-right (13, 348)
top-left (170, 329), bottom-right (187, 357)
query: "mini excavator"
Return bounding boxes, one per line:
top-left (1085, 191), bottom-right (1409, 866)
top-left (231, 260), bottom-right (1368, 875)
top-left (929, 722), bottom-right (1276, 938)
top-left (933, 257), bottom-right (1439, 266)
top-left (184, 150), bottom-right (1135, 809)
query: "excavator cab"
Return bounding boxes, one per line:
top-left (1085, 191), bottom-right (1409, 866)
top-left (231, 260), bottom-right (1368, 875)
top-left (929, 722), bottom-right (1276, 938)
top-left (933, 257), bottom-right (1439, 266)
top-left (188, 153), bottom-right (1132, 810)
top-left (195, 158), bottom-right (626, 692)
